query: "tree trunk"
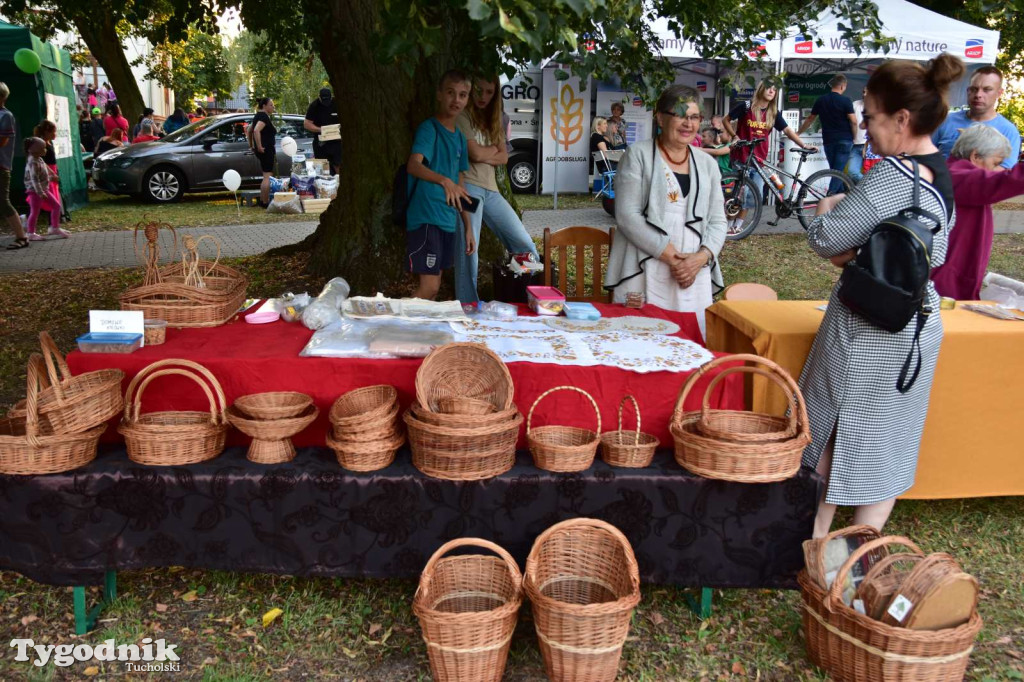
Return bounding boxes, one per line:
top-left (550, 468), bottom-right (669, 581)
top-left (75, 14), bottom-right (145, 125)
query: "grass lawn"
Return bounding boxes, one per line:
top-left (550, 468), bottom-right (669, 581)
top-left (1, 236), bottom-right (1023, 680)
top-left (516, 193), bottom-right (596, 211)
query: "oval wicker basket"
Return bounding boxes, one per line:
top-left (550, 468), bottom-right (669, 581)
top-left (8, 331), bottom-right (124, 434)
top-left (118, 359), bottom-right (228, 466)
top-left (234, 391), bottom-right (313, 420)
top-left (438, 396), bottom-right (497, 415)
top-left (416, 343), bottom-right (514, 413)
top-left (329, 385), bottom-right (398, 428)
top-left (670, 355), bottom-right (810, 483)
top-left (414, 538), bottom-right (523, 682)
top-left (856, 550), bottom-right (925, 621)
top-left (527, 386), bottom-right (602, 473)
top-left (226, 403), bottom-right (319, 464)
top-left (326, 429), bottom-right (405, 472)
top-left (600, 395), bottom-right (659, 468)
top-left (696, 354), bottom-right (803, 443)
top-left (878, 552), bottom-right (978, 630)
top-left (525, 518), bottom-right (641, 682)
top-left (405, 407), bottom-right (521, 481)
top-left (0, 354), bottom-right (103, 475)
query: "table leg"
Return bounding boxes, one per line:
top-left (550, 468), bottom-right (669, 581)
top-left (73, 570), bottom-right (117, 635)
top-left (685, 587), bottom-right (713, 619)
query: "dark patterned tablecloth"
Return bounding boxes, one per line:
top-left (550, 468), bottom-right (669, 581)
top-left (0, 447), bottom-right (822, 588)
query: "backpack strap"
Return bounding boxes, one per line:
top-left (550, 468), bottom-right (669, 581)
top-left (898, 155), bottom-right (942, 235)
top-left (897, 305), bottom-right (931, 394)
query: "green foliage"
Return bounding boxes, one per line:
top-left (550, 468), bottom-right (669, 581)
top-left (225, 32), bottom-right (330, 115)
top-left (137, 26), bottom-right (232, 106)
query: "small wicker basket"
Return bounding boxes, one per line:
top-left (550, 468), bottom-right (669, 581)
top-left (326, 429), bottom-right (405, 472)
top-left (600, 395), bottom-right (659, 468)
top-left (695, 354), bottom-right (803, 443)
top-left (414, 538), bottom-right (523, 682)
top-left (405, 407), bottom-right (521, 481)
top-left (118, 359), bottom-right (228, 466)
top-left (527, 386), bottom-right (602, 473)
top-left (234, 392), bottom-right (313, 420)
top-left (226, 403), bottom-right (319, 464)
top-left (416, 343), bottom-right (514, 413)
top-left (329, 385), bottom-right (398, 428)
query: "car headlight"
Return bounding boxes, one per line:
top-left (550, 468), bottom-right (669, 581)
top-left (110, 157), bottom-right (137, 169)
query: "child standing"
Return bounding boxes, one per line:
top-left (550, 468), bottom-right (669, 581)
top-left (405, 70), bottom-right (476, 300)
top-left (23, 137), bottom-right (69, 239)
top-left (33, 120), bottom-right (64, 225)
top-left (699, 125), bottom-right (733, 175)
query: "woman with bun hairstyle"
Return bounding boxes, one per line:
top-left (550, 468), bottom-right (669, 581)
top-left (800, 54), bottom-right (964, 537)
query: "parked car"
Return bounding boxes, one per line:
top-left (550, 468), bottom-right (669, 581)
top-left (502, 69), bottom-right (541, 193)
top-left (91, 114), bottom-right (316, 203)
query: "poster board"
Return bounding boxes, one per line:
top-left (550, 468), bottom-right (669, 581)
top-left (540, 67), bottom-right (592, 194)
top-left (44, 93), bottom-right (73, 160)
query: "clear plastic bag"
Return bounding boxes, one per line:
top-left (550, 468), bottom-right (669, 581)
top-left (315, 176), bottom-right (339, 200)
top-left (267, 194), bottom-right (303, 214)
top-left (301, 277), bottom-right (351, 330)
top-left (300, 319), bottom-right (453, 358)
top-left (277, 292), bottom-right (311, 322)
top-left (481, 300), bottom-right (518, 321)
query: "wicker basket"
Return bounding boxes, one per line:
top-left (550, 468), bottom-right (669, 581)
top-left (329, 385), bottom-right (398, 428)
top-left (438, 396), bottom-right (497, 415)
top-left (405, 407), bottom-right (521, 481)
top-left (326, 429), bottom-right (405, 472)
top-left (412, 405), bottom-right (520, 430)
top-left (670, 355), bottom-right (810, 483)
top-left (0, 354), bottom-right (104, 475)
top-left (799, 535), bottom-right (982, 682)
top-left (525, 518), bottom-right (641, 682)
top-left (8, 331), bottom-right (124, 434)
top-left (878, 552), bottom-right (978, 631)
top-left (226, 404), bottom-right (319, 464)
top-left (414, 538), bottom-right (523, 682)
top-left (331, 403), bottom-right (401, 442)
top-left (235, 392), bottom-right (313, 420)
top-left (527, 386), bottom-right (602, 473)
top-left (803, 525), bottom-right (885, 592)
top-left (695, 354), bottom-right (803, 443)
top-left (600, 395), bottom-right (659, 468)
top-left (118, 359), bottom-right (228, 466)
top-left (857, 551), bottom-right (925, 621)
top-left (416, 343), bottom-right (514, 413)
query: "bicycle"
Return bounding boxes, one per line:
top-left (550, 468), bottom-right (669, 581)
top-left (722, 138), bottom-right (852, 240)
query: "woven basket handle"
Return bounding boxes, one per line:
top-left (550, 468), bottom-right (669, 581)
top-left (671, 355), bottom-right (726, 423)
top-left (826, 535), bottom-right (924, 612)
top-left (38, 331), bottom-right (73, 404)
top-left (526, 517), bottom-right (640, 588)
top-left (616, 395), bottom-right (641, 446)
top-left (417, 538), bottom-right (523, 598)
top-left (855, 551), bottom-right (925, 601)
top-left (698, 365), bottom-right (800, 438)
top-left (123, 359), bottom-right (227, 426)
top-left (23, 354), bottom-right (46, 447)
top-left (527, 385), bottom-right (601, 437)
top-left (193, 235), bottom-right (222, 277)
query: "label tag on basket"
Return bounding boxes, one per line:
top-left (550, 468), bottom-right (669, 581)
top-left (887, 594), bottom-right (914, 622)
top-left (90, 310), bottom-right (145, 347)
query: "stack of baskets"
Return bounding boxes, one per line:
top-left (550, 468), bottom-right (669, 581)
top-left (227, 392), bottom-right (319, 464)
top-left (670, 353), bottom-right (810, 483)
top-left (118, 359), bottom-right (228, 466)
top-left (327, 385), bottom-right (405, 472)
top-left (405, 344), bottom-right (521, 480)
top-left (799, 525), bottom-right (982, 681)
top-left (527, 386), bottom-right (602, 472)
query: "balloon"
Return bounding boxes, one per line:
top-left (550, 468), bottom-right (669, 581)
top-left (222, 169), bottom-right (241, 192)
top-left (280, 136), bottom-right (297, 157)
top-left (14, 48), bottom-right (41, 75)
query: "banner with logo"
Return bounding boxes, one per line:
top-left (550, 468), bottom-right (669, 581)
top-left (541, 67), bottom-right (591, 194)
top-left (44, 93), bottom-right (73, 160)
top-left (595, 80), bottom-right (653, 145)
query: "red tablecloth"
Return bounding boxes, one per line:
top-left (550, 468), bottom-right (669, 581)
top-left (67, 303), bottom-right (743, 448)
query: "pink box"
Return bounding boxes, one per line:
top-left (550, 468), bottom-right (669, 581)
top-left (526, 286), bottom-right (565, 316)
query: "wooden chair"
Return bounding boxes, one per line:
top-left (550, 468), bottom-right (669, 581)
top-left (543, 226), bottom-right (615, 303)
top-left (722, 283), bottom-right (778, 301)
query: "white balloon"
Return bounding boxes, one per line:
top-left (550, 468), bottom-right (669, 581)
top-left (222, 169), bottom-right (242, 192)
top-left (281, 136), bottom-right (298, 157)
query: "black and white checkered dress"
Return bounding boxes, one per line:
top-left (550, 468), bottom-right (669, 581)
top-left (799, 157), bottom-right (953, 506)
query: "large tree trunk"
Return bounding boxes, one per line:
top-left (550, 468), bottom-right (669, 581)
top-left (75, 14), bottom-right (145, 125)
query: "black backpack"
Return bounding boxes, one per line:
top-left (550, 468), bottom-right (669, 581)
top-left (392, 120), bottom-right (441, 228)
top-left (837, 157), bottom-right (942, 393)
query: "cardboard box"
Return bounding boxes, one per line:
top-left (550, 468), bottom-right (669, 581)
top-left (319, 124), bottom-right (341, 141)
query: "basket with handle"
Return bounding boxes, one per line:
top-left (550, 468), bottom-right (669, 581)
top-left (0, 354), bottom-right (104, 475)
top-left (798, 535), bottom-right (982, 682)
top-left (802, 524), bottom-right (884, 592)
top-left (405, 407), bottom-right (521, 481)
top-left (856, 551), bottom-right (925, 621)
top-left (527, 386), bottom-right (602, 473)
top-left (600, 395), bottom-right (659, 468)
top-left (8, 331), bottom-right (124, 434)
top-left (414, 538), bottom-right (523, 682)
top-left (525, 518), bottom-right (641, 682)
top-left (117, 359), bottom-right (228, 466)
top-left (696, 354), bottom-right (803, 443)
top-left (416, 343), bottom-right (514, 413)
top-left (878, 553), bottom-right (978, 631)
top-left (670, 355), bottom-right (810, 483)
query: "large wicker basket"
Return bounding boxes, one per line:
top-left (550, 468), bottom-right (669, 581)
top-left (0, 354), bottom-right (104, 475)
top-left (799, 535), bottom-right (982, 682)
top-left (670, 355), bottom-right (810, 482)
top-left (414, 538), bottom-right (523, 682)
top-left (695, 354), bottom-right (803, 443)
top-left (405, 407), bottom-right (521, 481)
top-left (118, 359), bottom-right (228, 466)
top-left (527, 386), bottom-right (602, 473)
top-left (525, 518), bottom-right (641, 682)
top-left (600, 395), bottom-right (659, 468)
top-left (8, 331), bottom-right (124, 434)
top-left (416, 343), bottom-right (514, 413)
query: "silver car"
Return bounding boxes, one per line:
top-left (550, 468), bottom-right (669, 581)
top-left (91, 113), bottom-right (316, 203)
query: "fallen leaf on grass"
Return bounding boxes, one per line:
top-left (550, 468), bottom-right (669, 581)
top-left (368, 623), bottom-right (382, 636)
top-left (1009, 650), bottom-right (1024, 660)
top-left (84, 667), bottom-right (99, 676)
top-left (732, 661), bottom-right (747, 675)
top-left (997, 636), bottom-right (1013, 645)
top-left (202, 628), bottom-right (215, 635)
top-left (648, 611), bottom-right (665, 626)
top-left (155, 603), bottom-right (168, 613)
top-left (341, 647), bottom-right (358, 659)
top-left (20, 615), bottom-right (38, 626)
top-left (262, 608), bottom-right (284, 628)
top-left (181, 590), bottom-right (198, 602)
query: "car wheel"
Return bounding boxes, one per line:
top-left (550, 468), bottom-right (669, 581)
top-left (508, 154), bottom-right (537, 193)
top-left (143, 166), bottom-right (185, 203)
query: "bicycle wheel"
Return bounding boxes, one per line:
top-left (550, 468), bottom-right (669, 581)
top-left (722, 174), bottom-right (762, 241)
top-left (795, 169), bottom-right (853, 229)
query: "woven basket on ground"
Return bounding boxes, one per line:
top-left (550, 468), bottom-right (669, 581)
top-left (0, 354), bottom-right (104, 475)
top-left (235, 392), bottom-right (313, 420)
top-left (857, 551), bottom-right (925, 621)
top-left (414, 538), bottom-right (523, 682)
top-left (799, 534), bottom-right (982, 682)
top-left (405, 407), bottom-right (521, 481)
top-left (527, 386), bottom-right (602, 473)
top-left (670, 355), bottom-right (810, 483)
top-left (416, 343), bottom-right (514, 413)
top-left (327, 429), bottom-right (405, 472)
top-left (8, 331), bottom-right (123, 434)
top-left (802, 525), bottom-right (884, 592)
top-left (329, 385), bottom-right (398, 428)
top-left (878, 552), bottom-right (978, 631)
top-left (600, 395), bottom-right (659, 468)
top-left (118, 359), bottom-right (228, 466)
top-left (525, 518), bottom-right (641, 682)
top-left (226, 403), bottom-right (319, 464)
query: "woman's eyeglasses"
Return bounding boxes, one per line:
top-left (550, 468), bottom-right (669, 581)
top-left (664, 113), bottom-right (702, 123)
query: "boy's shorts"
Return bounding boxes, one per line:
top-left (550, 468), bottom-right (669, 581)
top-left (406, 224), bottom-right (454, 275)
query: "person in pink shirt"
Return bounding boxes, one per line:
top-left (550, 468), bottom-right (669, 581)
top-left (104, 104), bottom-right (129, 137)
top-left (933, 124), bottom-right (1024, 300)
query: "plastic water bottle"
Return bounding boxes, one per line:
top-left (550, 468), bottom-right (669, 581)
top-left (769, 173), bottom-right (784, 191)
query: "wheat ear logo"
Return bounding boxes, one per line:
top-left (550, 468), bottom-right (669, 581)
top-left (549, 83), bottom-right (584, 152)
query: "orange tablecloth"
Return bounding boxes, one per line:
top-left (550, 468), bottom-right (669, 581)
top-left (705, 300), bottom-right (1024, 499)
